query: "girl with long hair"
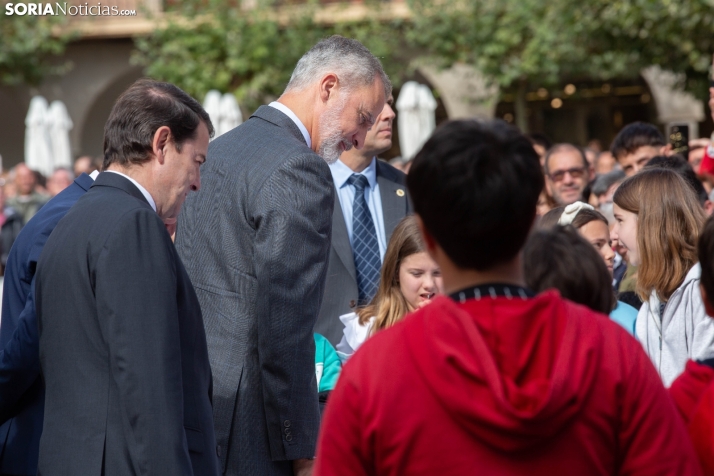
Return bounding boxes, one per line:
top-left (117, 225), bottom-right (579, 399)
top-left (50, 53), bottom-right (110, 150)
top-left (613, 168), bottom-right (714, 386)
top-left (538, 201), bottom-right (638, 333)
top-left (336, 216), bottom-right (443, 360)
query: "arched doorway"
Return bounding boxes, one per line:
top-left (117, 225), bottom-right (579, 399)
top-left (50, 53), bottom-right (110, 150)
top-left (79, 67), bottom-right (143, 160)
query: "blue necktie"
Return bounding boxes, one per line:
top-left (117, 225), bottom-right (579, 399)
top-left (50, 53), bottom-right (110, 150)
top-left (347, 174), bottom-right (381, 305)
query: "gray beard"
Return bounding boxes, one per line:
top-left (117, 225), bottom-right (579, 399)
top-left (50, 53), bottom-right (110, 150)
top-left (317, 97), bottom-right (351, 164)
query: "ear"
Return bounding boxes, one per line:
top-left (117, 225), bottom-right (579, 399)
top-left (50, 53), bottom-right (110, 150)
top-left (661, 143), bottom-right (673, 156)
top-left (152, 126), bottom-right (172, 164)
top-left (545, 177), bottom-right (554, 196)
top-left (705, 200), bottom-right (714, 217)
top-left (588, 166), bottom-right (595, 182)
top-left (319, 73), bottom-right (339, 104)
top-left (701, 283), bottom-right (714, 318)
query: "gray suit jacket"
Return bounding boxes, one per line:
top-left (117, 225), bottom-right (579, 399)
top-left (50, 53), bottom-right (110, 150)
top-left (175, 106), bottom-right (334, 476)
top-left (314, 160), bottom-right (410, 345)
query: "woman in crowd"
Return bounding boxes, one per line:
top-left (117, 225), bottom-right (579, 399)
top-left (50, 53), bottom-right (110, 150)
top-left (525, 225), bottom-right (617, 321)
top-left (336, 216), bottom-right (443, 360)
top-left (539, 201), bottom-right (638, 333)
top-left (613, 168), bottom-right (714, 386)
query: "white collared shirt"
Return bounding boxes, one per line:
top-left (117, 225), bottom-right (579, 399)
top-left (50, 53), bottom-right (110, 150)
top-left (268, 101), bottom-right (312, 148)
top-left (329, 157), bottom-right (387, 258)
top-left (105, 170), bottom-right (157, 212)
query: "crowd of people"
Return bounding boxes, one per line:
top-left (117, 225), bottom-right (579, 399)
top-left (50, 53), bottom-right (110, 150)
top-left (2, 33), bottom-right (714, 476)
top-left (0, 155), bottom-right (102, 276)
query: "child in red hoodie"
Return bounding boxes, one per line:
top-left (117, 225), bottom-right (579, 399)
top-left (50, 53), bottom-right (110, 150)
top-left (315, 120), bottom-right (701, 476)
top-left (670, 216), bottom-right (714, 473)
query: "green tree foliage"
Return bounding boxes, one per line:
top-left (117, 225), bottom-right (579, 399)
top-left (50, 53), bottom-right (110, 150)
top-left (0, 12), bottom-right (73, 86)
top-left (133, 0), bottom-right (406, 111)
top-left (407, 0), bottom-right (714, 130)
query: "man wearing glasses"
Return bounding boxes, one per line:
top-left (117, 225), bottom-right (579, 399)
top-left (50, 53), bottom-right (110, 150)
top-left (543, 144), bottom-right (594, 206)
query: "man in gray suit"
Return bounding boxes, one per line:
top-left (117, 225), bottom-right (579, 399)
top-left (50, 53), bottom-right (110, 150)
top-left (314, 94), bottom-right (411, 346)
top-left (175, 36), bottom-right (390, 476)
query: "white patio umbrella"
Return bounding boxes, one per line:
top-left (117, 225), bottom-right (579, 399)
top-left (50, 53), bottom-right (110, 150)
top-left (217, 93), bottom-right (242, 137)
top-left (395, 81), bottom-right (437, 161)
top-left (203, 90), bottom-right (222, 141)
top-left (25, 96), bottom-right (53, 177)
top-left (47, 100), bottom-right (74, 171)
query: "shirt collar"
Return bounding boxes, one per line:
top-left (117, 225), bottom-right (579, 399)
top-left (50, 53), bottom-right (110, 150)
top-left (268, 101), bottom-right (311, 148)
top-left (329, 157), bottom-right (377, 189)
top-left (105, 170), bottom-right (157, 212)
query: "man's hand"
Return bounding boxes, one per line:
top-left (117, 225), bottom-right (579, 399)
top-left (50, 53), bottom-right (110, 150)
top-left (292, 458), bottom-right (314, 476)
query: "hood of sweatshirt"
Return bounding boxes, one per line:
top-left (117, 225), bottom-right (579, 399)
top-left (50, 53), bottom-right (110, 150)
top-left (405, 292), bottom-right (602, 453)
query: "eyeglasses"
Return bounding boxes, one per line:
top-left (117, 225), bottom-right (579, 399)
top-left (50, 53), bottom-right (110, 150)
top-left (547, 167), bottom-right (587, 182)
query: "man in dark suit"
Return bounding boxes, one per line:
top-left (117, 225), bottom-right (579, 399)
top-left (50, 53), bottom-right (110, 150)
top-left (314, 94), bottom-right (411, 345)
top-left (0, 171), bottom-right (95, 476)
top-left (35, 79), bottom-right (218, 475)
top-left (175, 36), bottom-right (390, 476)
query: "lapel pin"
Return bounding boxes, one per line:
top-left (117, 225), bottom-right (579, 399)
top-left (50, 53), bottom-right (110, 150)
top-left (396, 189), bottom-right (405, 197)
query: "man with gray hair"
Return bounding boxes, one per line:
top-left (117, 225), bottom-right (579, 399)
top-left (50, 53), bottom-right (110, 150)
top-left (175, 35), bottom-right (389, 476)
top-left (543, 144), bottom-right (593, 206)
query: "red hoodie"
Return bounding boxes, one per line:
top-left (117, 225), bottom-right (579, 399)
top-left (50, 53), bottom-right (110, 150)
top-left (670, 361), bottom-right (714, 474)
top-left (316, 292), bottom-right (701, 475)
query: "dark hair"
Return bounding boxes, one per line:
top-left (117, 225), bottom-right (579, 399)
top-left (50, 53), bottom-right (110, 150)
top-left (539, 205), bottom-right (609, 230)
top-left (645, 154), bottom-right (708, 205)
top-left (407, 119), bottom-right (543, 270)
top-left (103, 78), bottom-right (214, 170)
top-left (543, 143), bottom-right (588, 175)
top-left (610, 122), bottom-right (665, 160)
top-left (699, 217), bottom-right (714, 307)
top-left (527, 133), bottom-right (552, 151)
top-left (524, 226), bottom-right (616, 314)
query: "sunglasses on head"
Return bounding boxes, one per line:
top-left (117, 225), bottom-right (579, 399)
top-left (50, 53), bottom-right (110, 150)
top-left (548, 167), bottom-right (586, 182)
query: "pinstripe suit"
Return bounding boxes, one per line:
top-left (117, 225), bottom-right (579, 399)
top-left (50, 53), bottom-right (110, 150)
top-left (175, 106), bottom-right (333, 475)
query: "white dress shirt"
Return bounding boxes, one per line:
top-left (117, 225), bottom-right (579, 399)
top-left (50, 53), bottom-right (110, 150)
top-left (329, 157), bottom-right (387, 259)
top-left (105, 170), bottom-right (156, 212)
top-left (268, 101), bottom-right (312, 148)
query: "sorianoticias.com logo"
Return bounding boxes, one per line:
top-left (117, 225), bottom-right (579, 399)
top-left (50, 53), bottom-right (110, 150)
top-left (4, 2), bottom-right (137, 15)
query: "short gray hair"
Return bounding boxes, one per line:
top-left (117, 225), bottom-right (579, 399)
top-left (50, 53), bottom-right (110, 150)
top-left (286, 35), bottom-right (391, 98)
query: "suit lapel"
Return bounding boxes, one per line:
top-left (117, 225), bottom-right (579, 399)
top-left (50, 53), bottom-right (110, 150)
top-left (377, 163), bottom-right (408, 243)
top-left (331, 188), bottom-right (357, 282)
top-left (250, 105), bottom-right (308, 147)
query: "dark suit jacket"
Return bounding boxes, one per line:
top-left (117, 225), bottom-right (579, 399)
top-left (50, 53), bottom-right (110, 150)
top-left (314, 160), bottom-right (411, 345)
top-left (175, 105), bottom-right (333, 475)
top-left (35, 172), bottom-right (218, 476)
top-left (0, 174), bottom-right (93, 476)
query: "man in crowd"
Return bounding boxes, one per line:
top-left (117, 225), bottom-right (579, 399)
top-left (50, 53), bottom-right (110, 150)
top-left (316, 119), bottom-right (701, 475)
top-left (175, 36), bottom-right (389, 476)
top-left (35, 79), bottom-right (218, 475)
top-left (0, 169), bottom-right (97, 476)
top-left (0, 188), bottom-right (23, 274)
top-left (314, 94), bottom-right (411, 346)
top-left (46, 168), bottom-right (74, 197)
top-left (73, 155), bottom-right (97, 176)
top-left (543, 143), bottom-right (593, 206)
top-left (610, 121), bottom-right (667, 176)
top-left (7, 163), bottom-right (49, 224)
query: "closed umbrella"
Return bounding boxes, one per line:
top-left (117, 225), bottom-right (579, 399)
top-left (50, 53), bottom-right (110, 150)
top-left (395, 81), bottom-right (437, 161)
top-left (203, 90), bottom-right (222, 141)
top-left (25, 96), bottom-right (53, 177)
top-left (218, 93), bottom-right (242, 137)
top-left (47, 100), bottom-right (74, 171)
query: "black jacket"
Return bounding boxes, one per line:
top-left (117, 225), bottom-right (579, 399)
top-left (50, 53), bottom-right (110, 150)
top-left (35, 172), bottom-right (218, 476)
